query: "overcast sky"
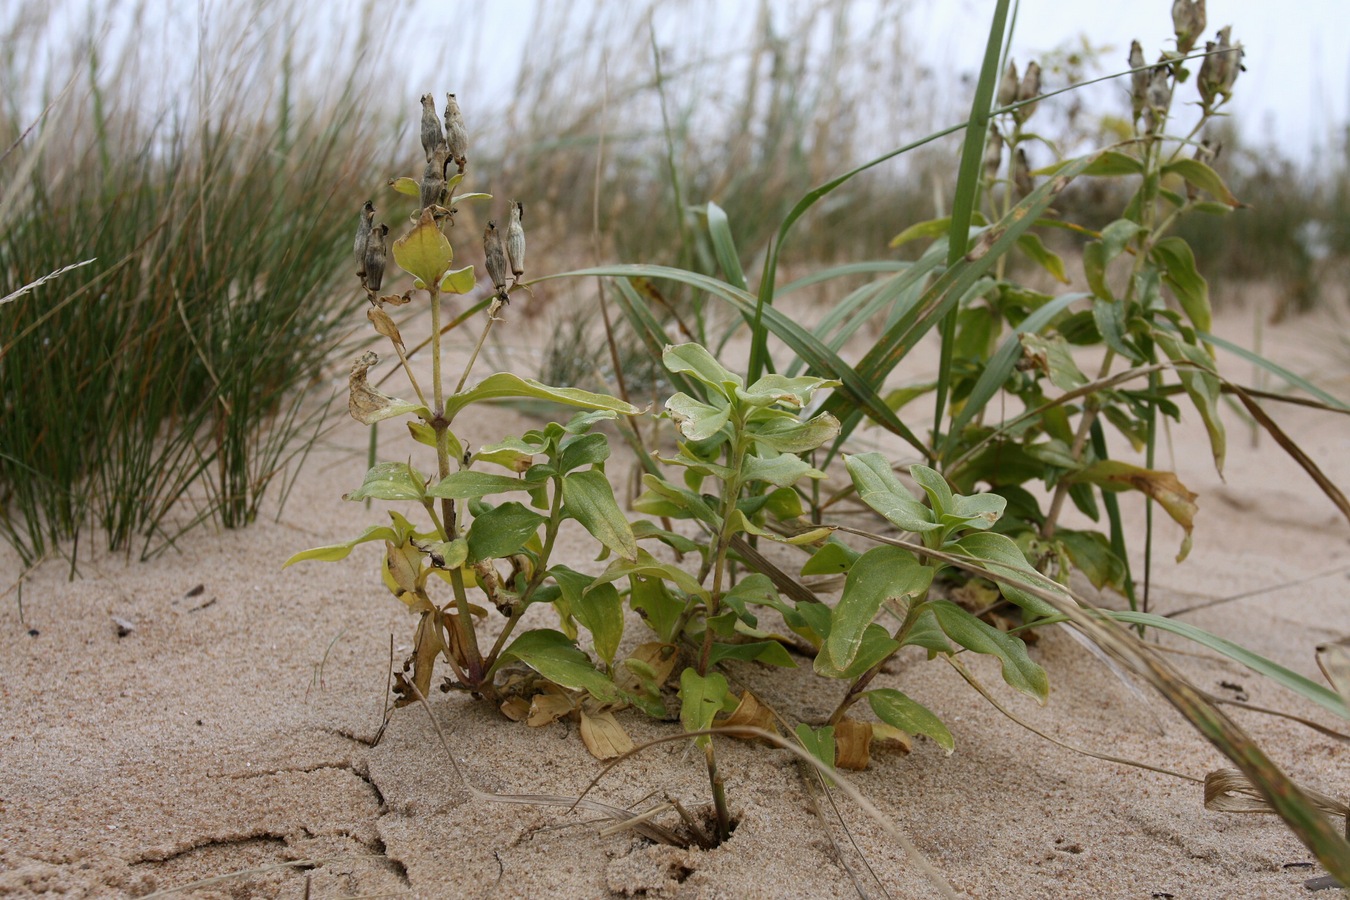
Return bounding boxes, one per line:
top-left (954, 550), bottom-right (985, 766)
top-left (26, 0), bottom-right (1350, 165)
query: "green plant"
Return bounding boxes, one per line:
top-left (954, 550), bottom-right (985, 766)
top-left (285, 94), bottom-right (648, 753)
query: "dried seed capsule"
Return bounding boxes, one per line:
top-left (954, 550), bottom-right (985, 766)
top-left (997, 60), bottom-right (1020, 108)
top-left (483, 220), bottom-right (507, 296)
top-left (1128, 41), bottom-right (1148, 124)
top-left (982, 123), bottom-right (1003, 182)
top-left (354, 201), bottom-right (375, 276)
top-left (506, 201), bottom-right (525, 281)
top-left (1014, 61), bottom-right (1041, 124)
top-left (444, 93), bottom-right (468, 172)
top-left (1172, 0), bottom-right (1206, 54)
top-left (1012, 147), bottom-right (1033, 199)
top-left (1146, 65), bottom-right (1173, 134)
top-left (420, 156), bottom-right (444, 212)
top-left (364, 223), bottom-right (389, 293)
top-left (1198, 27), bottom-right (1242, 108)
top-left (419, 93), bottom-right (443, 163)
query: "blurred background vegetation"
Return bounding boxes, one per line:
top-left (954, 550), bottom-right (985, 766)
top-left (2, 0), bottom-right (1347, 565)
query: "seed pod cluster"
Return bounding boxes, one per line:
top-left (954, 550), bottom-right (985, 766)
top-left (420, 93), bottom-right (444, 162)
top-left (1012, 148), bottom-right (1033, 199)
top-left (1145, 66), bottom-right (1173, 135)
top-left (1013, 61), bottom-right (1041, 124)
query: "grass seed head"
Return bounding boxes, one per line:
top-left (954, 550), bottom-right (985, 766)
top-left (354, 201), bottom-right (375, 275)
top-left (484, 219), bottom-right (507, 294)
top-left (365, 223), bottom-right (389, 292)
top-left (444, 92), bottom-right (468, 172)
top-left (420, 93), bottom-right (444, 162)
top-left (506, 201), bottom-right (525, 279)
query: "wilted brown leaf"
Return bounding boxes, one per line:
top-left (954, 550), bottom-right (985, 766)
top-left (1205, 768), bottom-right (1348, 820)
top-left (526, 692), bottom-right (575, 727)
top-left (579, 709), bottom-right (635, 760)
top-left (834, 718), bottom-right (873, 771)
top-left (1075, 460), bottom-right (1198, 561)
top-left (348, 351), bottom-right (424, 425)
top-left (717, 690), bottom-right (778, 741)
top-left (499, 696), bottom-right (530, 722)
top-left (367, 307), bottom-right (405, 347)
top-left (1316, 638), bottom-right (1350, 704)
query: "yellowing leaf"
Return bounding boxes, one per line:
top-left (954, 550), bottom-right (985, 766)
top-left (392, 209), bottom-right (454, 289)
top-left (579, 709), bottom-right (635, 760)
top-left (1074, 460), bottom-right (1198, 561)
top-left (388, 176), bottom-right (420, 196)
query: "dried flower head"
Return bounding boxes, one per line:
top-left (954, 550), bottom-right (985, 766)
top-left (364, 223), bottom-right (389, 293)
top-left (1172, 0), bottom-right (1206, 54)
top-left (354, 201), bottom-right (375, 276)
top-left (1012, 147), bottom-right (1033, 199)
top-left (1145, 65), bottom-right (1173, 135)
top-left (1129, 41), bottom-right (1149, 124)
top-left (506, 201), bottom-right (525, 281)
top-left (444, 93), bottom-right (468, 172)
top-left (1014, 61), bottom-right (1041, 124)
top-left (420, 93), bottom-right (444, 163)
top-left (982, 123), bottom-right (1003, 183)
top-left (997, 60), bottom-right (1020, 108)
top-left (420, 156), bottom-right (445, 212)
top-left (1198, 26), bottom-right (1244, 108)
top-left (483, 220), bottom-right (507, 296)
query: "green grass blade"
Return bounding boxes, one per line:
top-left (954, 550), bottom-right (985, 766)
top-left (705, 201), bottom-right (747, 291)
top-left (1200, 330), bottom-right (1349, 411)
top-left (934, 0), bottom-right (1012, 447)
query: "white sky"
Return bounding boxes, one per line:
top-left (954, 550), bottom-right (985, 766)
top-left (20, 0), bottom-right (1350, 165)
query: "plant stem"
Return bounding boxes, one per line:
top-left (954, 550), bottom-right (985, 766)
top-left (455, 298), bottom-right (502, 394)
top-left (430, 286), bottom-right (483, 679)
top-left (697, 422), bottom-right (748, 676)
top-left (827, 603), bottom-right (920, 726)
top-left (705, 742), bottom-right (731, 843)
top-left (1040, 348), bottom-right (1116, 540)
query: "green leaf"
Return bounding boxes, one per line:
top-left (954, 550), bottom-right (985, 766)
top-left (889, 215), bottom-right (952, 249)
top-left (1082, 241), bottom-right (1112, 300)
top-left (342, 461), bottom-right (428, 502)
top-left (1100, 218), bottom-right (1146, 261)
top-left (747, 412), bottom-right (841, 454)
top-left (439, 265), bottom-right (476, 294)
top-left (948, 532), bottom-right (1059, 619)
top-left (900, 605), bottom-right (952, 655)
top-left (1019, 333), bottom-right (1088, 391)
top-left (466, 501), bottom-right (546, 562)
top-left (801, 540), bottom-right (860, 576)
top-left (931, 600), bottom-right (1048, 701)
top-left (867, 688), bottom-right (954, 753)
top-left (563, 469), bottom-right (638, 561)
top-left (663, 343), bottom-right (743, 396)
top-left (708, 641), bottom-right (796, 668)
top-left (1162, 158), bottom-right (1240, 206)
top-left (559, 432), bottom-right (612, 473)
top-left (593, 548), bottom-right (709, 601)
top-left (845, 453), bottom-right (938, 534)
top-left (1057, 529), bottom-right (1128, 593)
top-left (736, 373), bottom-right (840, 409)
top-left (909, 464), bottom-right (955, 518)
top-left (1155, 331), bottom-right (1225, 474)
top-left (814, 623), bottom-right (901, 680)
top-left (414, 537), bottom-right (468, 571)
top-left (666, 393), bottom-right (731, 441)
top-left (632, 474), bottom-right (719, 526)
top-left (1093, 297), bottom-right (1139, 362)
top-left (741, 453), bottom-right (825, 488)
top-left (795, 723), bottom-right (836, 771)
top-left (389, 176), bottom-right (420, 196)
top-left (823, 546), bottom-right (933, 672)
top-left (1015, 232), bottom-right (1069, 283)
top-left (392, 211), bottom-right (454, 288)
top-left (1151, 237), bottom-right (1211, 334)
top-left (445, 373), bottom-right (638, 420)
top-left (490, 629), bottom-right (619, 703)
top-left (552, 566), bottom-right (624, 664)
top-left (680, 669), bottom-right (733, 747)
top-left (630, 574), bottom-right (685, 643)
top-left (283, 524), bottom-right (398, 567)
top-left (941, 491), bottom-right (1007, 535)
top-left (1037, 149), bottom-right (1142, 177)
top-left (428, 470), bottom-right (543, 500)
top-left (706, 201), bottom-right (748, 291)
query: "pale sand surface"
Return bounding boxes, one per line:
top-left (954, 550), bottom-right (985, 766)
top-left (2, 305), bottom-right (1348, 898)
